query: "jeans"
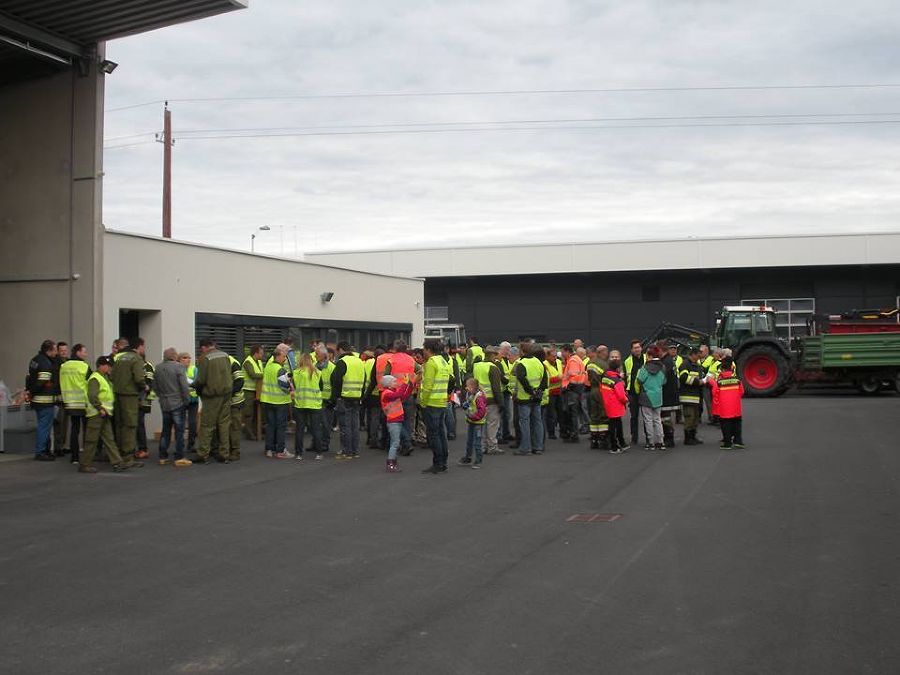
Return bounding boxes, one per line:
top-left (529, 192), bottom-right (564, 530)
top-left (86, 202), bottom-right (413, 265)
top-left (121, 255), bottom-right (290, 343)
top-left (366, 398), bottom-right (383, 448)
top-left (423, 406), bottom-right (448, 467)
top-left (294, 407), bottom-right (324, 454)
top-left (337, 398), bottom-right (361, 456)
top-left (465, 423), bottom-right (484, 462)
top-left (263, 403), bottom-right (290, 453)
top-left (400, 398), bottom-right (415, 451)
top-left (387, 421), bottom-right (403, 461)
top-left (445, 401), bottom-right (457, 438)
top-left (159, 405), bottom-right (186, 459)
top-left (322, 405), bottom-right (335, 451)
top-left (517, 401), bottom-right (544, 453)
top-left (34, 405), bottom-right (55, 455)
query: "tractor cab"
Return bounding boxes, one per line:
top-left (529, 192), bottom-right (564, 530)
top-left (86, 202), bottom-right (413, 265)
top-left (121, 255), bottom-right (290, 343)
top-left (712, 306), bottom-right (778, 350)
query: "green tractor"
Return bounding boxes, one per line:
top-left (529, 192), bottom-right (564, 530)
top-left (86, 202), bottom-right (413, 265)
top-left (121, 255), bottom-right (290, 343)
top-left (712, 306), bottom-right (792, 397)
top-left (644, 305), bottom-right (793, 397)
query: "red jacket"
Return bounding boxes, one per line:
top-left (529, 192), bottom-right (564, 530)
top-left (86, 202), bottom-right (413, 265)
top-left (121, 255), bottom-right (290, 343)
top-left (710, 370), bottom-right (743, 418)
top-left (381, 382), bottom-right (413, 422)
top-left (599, 370), bottom-right (628, 418)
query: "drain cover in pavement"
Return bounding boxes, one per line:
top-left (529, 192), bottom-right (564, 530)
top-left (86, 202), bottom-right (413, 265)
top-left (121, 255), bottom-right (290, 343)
top-left (566, 513), bottom-right (622, 523)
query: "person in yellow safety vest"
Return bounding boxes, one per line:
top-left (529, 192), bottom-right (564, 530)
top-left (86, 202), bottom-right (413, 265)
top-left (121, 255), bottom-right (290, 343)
top-left (362, 348), bottom-right (384, 450)
top-left (136, 358), bottom-right (156, 459)
top-left (465, 338), bottom-right (485, 379)
top-left (512, 342), bottom-right (548, 455)
top-left (241, 344), bottom-right (265, 441)
top-left (316, 345), bottom-right (337, 453)
top-left (442, 345), bottom-right (461, 442)
top-left (705, 348), bottom-right (727, 425)
top-left (329, 341), bottom-right (365, 460)
top-left (622, 339), bottom-right (646, 447)
top-left (473, 345), bottom-right (505, 456)
top-left (78, 356), bottom-right (130, 473)
top-left (292, 351), bottom-right (325, 461)
top-left (497, 341), bottom-right (514, 443)
top-left (261, 343), bottom-right (293, 458)
top-left (222, 354), bottom-right (245, 462)
top-left (542, 347), bottom-right (563, 440)
top-left (699, 344), bottom-right (714, 422)
top-left (59, 343), bottom-right (91, 464)
top-left (419, 338), bottom-right (454, 473)
top-left (179, 353), bottom-right (200, 454)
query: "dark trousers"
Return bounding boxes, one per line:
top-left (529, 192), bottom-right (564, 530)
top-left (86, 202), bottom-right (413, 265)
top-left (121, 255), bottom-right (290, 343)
top-left (721, 417), bottom-right (744, 446)
top-left (500, 393), bottom-right (513, 440)
top-left (561, 387), bottom-right (582, 439)
top-left (423, 406), bottom-right (448, 467)
top-left (337, 398), bottom-right (361, 456)
top-left (608, 417), bottom-right (626, 449)
top-left (294, 407), bottom-right (325, 454)
top-left (322, 405), bottom-right (335, 452)
top-left (444, 402), bottom-right (457, 438)
top-left (400, 399), bottom-right (415, 451)
top-left (68, 413), bottom-right (84, 462)
top-left (159, 406), bottom-right (187, 459)
top-left (366, 398), bottom-right (383, 448)
top-left (186, 401), bottom-right (199, 451)
top-left (627, 392), bottom-right (642, 442)
top-left (137, 408), bottom-right (149, 450)
top-left (545, 395), bottom-right (561, 436)
top-left (264, 403), bottom-right (290, 453)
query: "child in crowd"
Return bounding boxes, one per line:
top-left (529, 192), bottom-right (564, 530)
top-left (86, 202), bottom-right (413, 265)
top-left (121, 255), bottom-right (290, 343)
top-left (600, 350), bottom-right (630, 454)
top-left (636, 346), bottom-right (666, 450)
top-left (459, 377), bottom-right (487, 468)
top-left (380, 374), bottom-right (414, 472)
top-left (709, 357), bottom-right (745, 450)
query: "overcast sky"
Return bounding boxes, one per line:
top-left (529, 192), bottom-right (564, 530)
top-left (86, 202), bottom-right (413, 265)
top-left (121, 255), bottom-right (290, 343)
top-left (103, 0), bottom-right (900, 256)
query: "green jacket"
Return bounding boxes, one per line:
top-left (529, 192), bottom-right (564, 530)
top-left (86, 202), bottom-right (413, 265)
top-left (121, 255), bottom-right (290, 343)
top-left (110, 350), bottom-right (146, 396)
top-left (196, 348), bottom-right (233, 397)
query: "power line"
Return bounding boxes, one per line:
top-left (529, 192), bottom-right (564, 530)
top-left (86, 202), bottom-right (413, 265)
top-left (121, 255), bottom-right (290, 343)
top-left (104, 82), bottom-right (900, 112)
top-left (171, 111), bottom-right (900, 136)
top-left (103, 113), bottom-right (900, 149)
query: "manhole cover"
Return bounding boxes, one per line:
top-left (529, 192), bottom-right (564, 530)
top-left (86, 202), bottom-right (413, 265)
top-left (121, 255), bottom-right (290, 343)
top-left (566, 513), bottom-right (622, 523)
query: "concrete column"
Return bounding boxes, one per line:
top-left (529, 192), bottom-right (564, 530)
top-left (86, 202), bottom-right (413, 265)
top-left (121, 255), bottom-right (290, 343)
top-left (0, 50), bottom-right (105, 385)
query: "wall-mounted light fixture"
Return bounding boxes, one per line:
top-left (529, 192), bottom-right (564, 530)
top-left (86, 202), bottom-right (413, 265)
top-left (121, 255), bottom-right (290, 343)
top-left (99, 59), bottom-right (118, 74)
top-left (321, 292), bottom-right (334, 303)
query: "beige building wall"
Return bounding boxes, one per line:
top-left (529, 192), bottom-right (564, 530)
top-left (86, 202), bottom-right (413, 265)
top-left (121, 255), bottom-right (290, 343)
top-left (103, 230), bottom-right (425, 367)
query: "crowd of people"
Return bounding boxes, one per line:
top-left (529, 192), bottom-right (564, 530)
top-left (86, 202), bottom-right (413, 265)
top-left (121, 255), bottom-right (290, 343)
top-left (23, 334), bottom-right (745, 475)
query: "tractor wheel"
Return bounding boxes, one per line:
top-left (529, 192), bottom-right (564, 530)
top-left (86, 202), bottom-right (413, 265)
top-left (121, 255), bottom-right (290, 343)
top-left (737, 345), bottom-right (791, 397)
top-left (857, 375), bottom-right (882, 395)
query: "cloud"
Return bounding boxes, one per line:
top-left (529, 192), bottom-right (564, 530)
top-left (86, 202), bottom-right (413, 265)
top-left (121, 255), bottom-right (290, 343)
top-left (102, 0), bottom-right (900, 255)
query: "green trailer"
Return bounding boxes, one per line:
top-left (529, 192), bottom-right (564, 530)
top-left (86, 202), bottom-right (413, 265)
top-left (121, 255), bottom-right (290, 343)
top-left (797, 332), bottom-right (900, 393)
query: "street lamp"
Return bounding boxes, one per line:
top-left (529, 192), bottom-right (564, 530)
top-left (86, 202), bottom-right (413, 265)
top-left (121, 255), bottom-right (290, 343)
top-left (250, 225), bottom-right (271, 252)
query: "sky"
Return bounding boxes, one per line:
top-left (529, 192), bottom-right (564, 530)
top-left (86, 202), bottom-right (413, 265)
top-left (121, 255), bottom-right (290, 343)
top-left (103, 0), bottom-right (900, 257)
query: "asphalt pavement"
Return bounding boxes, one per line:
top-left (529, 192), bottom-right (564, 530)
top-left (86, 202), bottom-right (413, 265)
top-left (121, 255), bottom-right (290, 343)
top-left (1, 394), bottom-right (899, 675)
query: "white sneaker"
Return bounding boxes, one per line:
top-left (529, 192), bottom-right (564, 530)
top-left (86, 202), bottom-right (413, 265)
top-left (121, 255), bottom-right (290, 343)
top-left (294, 453), bottom-right (303, 461)
top-left (265, 450), bottom-right (275, 458)
top-left (314, 454), bottom-right (323, 461)
top-left (275, 450), bottom-right (295, 459)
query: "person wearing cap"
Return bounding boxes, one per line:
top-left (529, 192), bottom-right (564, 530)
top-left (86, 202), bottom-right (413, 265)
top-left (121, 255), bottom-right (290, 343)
top-left (473, 346), bottom-right (505, 456)
top-left (79, 356), bottom-right (132, 473)
top-left (380, 373), bottom-right (415, 472)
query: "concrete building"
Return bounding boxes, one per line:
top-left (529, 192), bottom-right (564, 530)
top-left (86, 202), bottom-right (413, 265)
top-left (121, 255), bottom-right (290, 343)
top-left (103, 230), bottom-right (423, 361)
top-left (1, 1), bottom-right (423, 408)
top-left (307, 232), bottom-right (900, 348)
top-left (0, 0), bottom-right (250, 386)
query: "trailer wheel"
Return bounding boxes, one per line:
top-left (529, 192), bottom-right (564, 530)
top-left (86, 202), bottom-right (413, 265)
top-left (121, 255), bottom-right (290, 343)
top-left (857, 375), bottom-right (881, 395)
top-left (737, 345), bottom-right (791, 397)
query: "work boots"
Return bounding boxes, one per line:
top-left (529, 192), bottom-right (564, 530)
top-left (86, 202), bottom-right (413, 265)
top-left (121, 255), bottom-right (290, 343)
top-left (589, 433), bottom-right (600, 450)
top-left (684, 430), bottom-right (699, 446)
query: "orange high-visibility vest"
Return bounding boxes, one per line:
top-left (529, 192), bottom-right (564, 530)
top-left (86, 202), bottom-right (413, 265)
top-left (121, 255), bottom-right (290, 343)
top-left (562, 355), bottom-right (587, 388)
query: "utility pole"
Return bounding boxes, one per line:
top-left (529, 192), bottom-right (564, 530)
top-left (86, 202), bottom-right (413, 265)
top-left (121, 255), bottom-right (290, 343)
top-left (157, 102), bottom-right (174, 238)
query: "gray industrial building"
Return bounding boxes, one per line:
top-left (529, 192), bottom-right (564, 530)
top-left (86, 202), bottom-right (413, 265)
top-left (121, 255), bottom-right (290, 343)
top-left (307, 232), bottom-right (900, 348)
